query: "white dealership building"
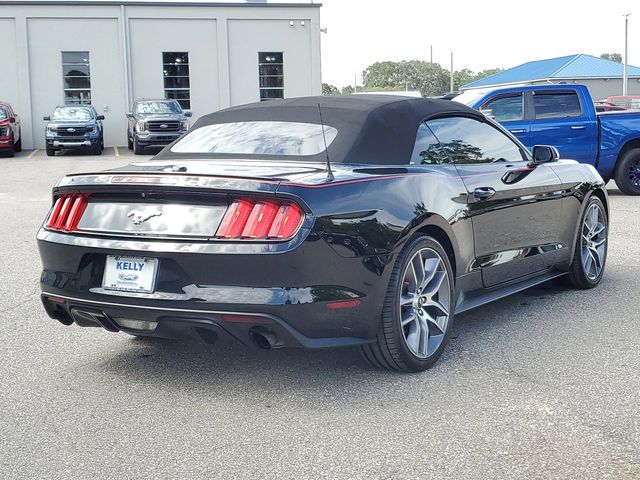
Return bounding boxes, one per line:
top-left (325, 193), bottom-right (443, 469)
top-left (0, 0), bottom-right (322, 149)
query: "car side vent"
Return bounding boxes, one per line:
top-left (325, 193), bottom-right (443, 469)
top-left (46, 194), bottom-right (88, 232)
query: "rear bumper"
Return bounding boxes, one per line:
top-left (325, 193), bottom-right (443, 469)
top-left (37, 229), bottom-right (395, 347)
top-left (41, 292), bottom-right (373, 349)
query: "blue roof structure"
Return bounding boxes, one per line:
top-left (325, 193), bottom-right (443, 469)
top-left (463, 54), bottom-right (640, 89)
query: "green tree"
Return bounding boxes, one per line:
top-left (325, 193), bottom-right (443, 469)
top-left (322, 83), bottom-right (340, 95)
top-left (341, 85), bottom-right (355, 95)
top-left (362, 60), bottom-right (449, 97)
top-left (453, 68), bottom-right (476, 90)
top-left (600, 53), bottom-right (623, 63)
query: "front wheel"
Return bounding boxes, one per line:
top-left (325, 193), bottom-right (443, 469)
top-left (46, 147), bottom-right (56, 157)
top-left (361, 235), bottom-right (455, 372)
top-left (614, 148), bottom-right (640, 195)
top-left (127, 131), bottom-right (133, 150)
top-left (133, 137), bottom-right (145, 155)
top-left (14, 134), bottom-right (22, 152)
top-left (566, 196), bottom-right (608, 289)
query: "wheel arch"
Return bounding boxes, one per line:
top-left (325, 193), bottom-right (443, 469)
top-left (614, 139), bottom-right (640, 176)
top-left (567, 188), bottom-right (608, 266)
top-left (410, 218), bottom-right (459, 279)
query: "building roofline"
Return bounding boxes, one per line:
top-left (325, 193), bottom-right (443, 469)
top-left (0, 0), bottom-right (321, 7)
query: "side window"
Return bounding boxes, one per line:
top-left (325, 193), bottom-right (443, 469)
top-left (427, 116), bottom-right (526, 164)
top-left (533, 91), bottom-right (581, 119)
top-left (482, 94), bottom-right (523, 122)
top-left (410, 123), bottom-right (449, 165)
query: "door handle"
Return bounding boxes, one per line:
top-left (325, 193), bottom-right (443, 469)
top-left (570, 125), bottom-right (586, 130)
top-left (473, 187), bottom-right (496, 200)
top-left (509, 129), bottom-right (527, 134)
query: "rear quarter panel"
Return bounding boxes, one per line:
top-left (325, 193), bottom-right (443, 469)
top-left (598, 112), bottom-right (640, 178)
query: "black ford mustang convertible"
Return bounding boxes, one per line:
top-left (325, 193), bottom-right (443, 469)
top-left (37, 95), bottom-right (608, 372)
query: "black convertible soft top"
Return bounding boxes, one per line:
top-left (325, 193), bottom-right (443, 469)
top-left (156, 94), bottom-right (483, 165)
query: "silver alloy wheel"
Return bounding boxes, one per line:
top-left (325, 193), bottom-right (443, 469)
top-left (581, 203), bottom-right (607, 281)
top-left (399, 247), bottom-right (451, 359)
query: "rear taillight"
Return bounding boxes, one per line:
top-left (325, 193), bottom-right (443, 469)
top-left (216, 198), bottom-right (304, 240)
top-left (46, 194), bottom-right (88, 231)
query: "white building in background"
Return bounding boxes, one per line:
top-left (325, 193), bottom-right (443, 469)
top-left (0, 0), bottom-right (322, 149)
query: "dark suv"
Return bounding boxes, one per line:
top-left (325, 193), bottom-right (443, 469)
top-left (0, 102), bottom-right (22, 157)
top-left (44, 105), bottom-right (105, 156)
top-left (126, 99), bottom-right (191, 155)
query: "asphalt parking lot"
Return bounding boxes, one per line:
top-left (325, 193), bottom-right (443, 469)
top-left (1, 149), bottom-right (639, 479)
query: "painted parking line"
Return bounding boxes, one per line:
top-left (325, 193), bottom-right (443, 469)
top-left (27, 149), bottom-right (39, 159)
top-left (113, 146), bottom-right (120, 157)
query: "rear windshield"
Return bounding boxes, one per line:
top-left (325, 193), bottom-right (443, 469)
top-left (170, 121), bottom-right (338, 156)
top-left (0, 107), bottom-right (7, 120)
top-left (136, 101), bottom-right (182, 115)
top-left (52, 107), bottom-right (93, 121)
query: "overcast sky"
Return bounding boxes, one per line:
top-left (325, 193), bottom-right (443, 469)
top-left (316, 0), bottom-right (640, 88)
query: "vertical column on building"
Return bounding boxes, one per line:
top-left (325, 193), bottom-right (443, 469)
top-left (14, 14), bottom-right (34, 149)
top-left (217, 16), bottom-right (231, 109)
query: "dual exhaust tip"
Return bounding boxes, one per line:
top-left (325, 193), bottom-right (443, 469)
top-left (47, 300), bottom-right (281, 350)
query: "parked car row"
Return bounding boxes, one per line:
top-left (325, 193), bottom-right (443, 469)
top-left (0, 98), bottom-right (190, 157)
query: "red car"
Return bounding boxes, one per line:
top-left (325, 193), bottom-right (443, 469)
top-left (0, 102), bottom-right (22, 156)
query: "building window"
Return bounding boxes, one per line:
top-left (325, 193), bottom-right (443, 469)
top-left (62, 51), bottom-right (91, 105)
top-left (163, 52), bottom-right (191, 109)
top-left (259, 52), bottom-right (284, 101)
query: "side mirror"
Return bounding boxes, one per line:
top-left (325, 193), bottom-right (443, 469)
top-left (126, 112), bottom-right (133, 118)
top-left (184, 111), bottom-right (193, 118)
top-left (96, 115), bottom-right (105, 121)
top-left (43, 116), bottom-right (51, 121)
top-left (9, 117), bottom-right (15, 123)
top-left (531, 145), bottom-right (560, 165)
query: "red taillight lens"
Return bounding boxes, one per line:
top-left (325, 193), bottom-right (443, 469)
top-left (46, 194), bottom-right (88, 232)
top-left (216, 198), bottom-right (304, 240)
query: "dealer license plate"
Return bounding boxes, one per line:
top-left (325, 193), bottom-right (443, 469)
top-left (102, 255), bottom-right (159, 293)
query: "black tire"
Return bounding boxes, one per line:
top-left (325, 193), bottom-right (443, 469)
top-left (614, 148), bottom-right (640, 195)
top-left (133, 137), bottom-right (145, 155)
top-left (6, 140), bottom-right (15, 157)
top-left (566, 196), bottom-right (608, 289)
top-left (100, 136), bottom-right (104, 151)
top-left (91, 143), bottom-right (102, 155)
top-left (127, 130), bottom-right (133, 150)
top-left (14, 134), bottom-right (22, 152)
top-left (360, 235), bottom-right (455, 372)
top-left (46, 147), bottom-right (56, 157)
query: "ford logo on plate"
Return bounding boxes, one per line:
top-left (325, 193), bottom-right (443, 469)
top-left (67, 128), bottom-right (76, 132)
top-left (118, 273), bottom-right (138, 281)
top-left (160, 124), bottom-right (168, 129)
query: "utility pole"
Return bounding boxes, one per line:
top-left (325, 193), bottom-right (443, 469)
top-left (430, 45), bottom-right (433, 63)
top-left (354, 72), bottom-right (357, 93)
top-left (623, 14), bottom-right (631, 96)
top-left (450, 51), bottom-right (454, 93)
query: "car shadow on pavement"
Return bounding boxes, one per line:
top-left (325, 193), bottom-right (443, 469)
top-left (92, 277), bottom-right (581, 397)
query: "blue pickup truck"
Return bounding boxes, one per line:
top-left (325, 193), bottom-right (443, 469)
top-left (454, 84), bottom-right (640, 195)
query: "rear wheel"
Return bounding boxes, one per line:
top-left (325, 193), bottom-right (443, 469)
top-left (566, 196), bottom-right (608, 289)
top-left (614, 148), bottom-right (640, 195)
top-left (361, 235), bottom-right (454, 372)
